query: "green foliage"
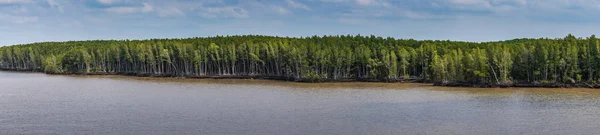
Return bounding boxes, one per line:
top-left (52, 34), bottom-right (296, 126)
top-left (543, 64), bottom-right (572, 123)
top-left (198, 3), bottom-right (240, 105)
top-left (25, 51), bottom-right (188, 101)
top-left (43, 55), bottom-right (61, 73)
top-left (0, 34), bottom-right (598, 84)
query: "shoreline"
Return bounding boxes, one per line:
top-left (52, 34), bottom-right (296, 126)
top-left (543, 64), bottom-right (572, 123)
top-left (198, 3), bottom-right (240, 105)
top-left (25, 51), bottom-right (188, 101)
top-left (0, 68), bottom-right (424, 83)
top-left (2, 69), bottom-right (598, 88)
top-left (435, 81), bottom-right (600, 89)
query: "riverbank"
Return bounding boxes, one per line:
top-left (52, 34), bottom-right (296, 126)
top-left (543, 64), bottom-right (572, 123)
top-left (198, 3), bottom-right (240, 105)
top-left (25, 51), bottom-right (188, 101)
top-left (0, 68), bottom-right (423, 83)
top-left (435, 81), bottom-right (600, 88)
top-left (2, 69), bottom-right (598, 88)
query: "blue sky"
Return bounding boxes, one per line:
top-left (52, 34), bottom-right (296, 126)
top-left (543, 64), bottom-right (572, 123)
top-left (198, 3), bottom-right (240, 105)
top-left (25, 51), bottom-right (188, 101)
top-left (1, 0), bottom-right (600, 46)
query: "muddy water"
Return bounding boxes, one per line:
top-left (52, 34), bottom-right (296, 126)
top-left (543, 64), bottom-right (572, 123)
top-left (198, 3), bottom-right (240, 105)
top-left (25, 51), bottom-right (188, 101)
top-left (1, 71), bottom-right (599, 135)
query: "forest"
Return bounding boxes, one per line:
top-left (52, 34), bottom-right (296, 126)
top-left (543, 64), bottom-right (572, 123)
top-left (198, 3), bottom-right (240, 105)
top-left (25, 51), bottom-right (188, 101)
top-left (0, 34), bottom-right (599, 87)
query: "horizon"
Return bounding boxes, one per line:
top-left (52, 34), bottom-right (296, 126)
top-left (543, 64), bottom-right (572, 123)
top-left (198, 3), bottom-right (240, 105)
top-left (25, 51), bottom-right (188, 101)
top-left (2, 0), bottom-right (600, 46)
top-left (2, 34), bottom-right (593, 46)
top-left (0, 34), bottom-right (591, 47)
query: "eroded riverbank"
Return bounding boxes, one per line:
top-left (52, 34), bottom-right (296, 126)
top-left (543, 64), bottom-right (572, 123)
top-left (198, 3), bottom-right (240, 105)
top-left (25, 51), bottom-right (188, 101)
top-left (4, 69), bottom-right (599, 88)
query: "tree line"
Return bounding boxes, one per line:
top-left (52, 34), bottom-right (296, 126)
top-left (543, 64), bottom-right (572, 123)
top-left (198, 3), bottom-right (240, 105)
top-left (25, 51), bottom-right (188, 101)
top-left (0, 34), bottom-right (598, 85)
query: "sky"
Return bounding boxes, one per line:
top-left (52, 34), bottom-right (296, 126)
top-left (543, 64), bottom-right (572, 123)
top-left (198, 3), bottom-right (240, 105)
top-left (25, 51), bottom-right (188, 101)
top-left (1, 0), bottom-right (600, 46)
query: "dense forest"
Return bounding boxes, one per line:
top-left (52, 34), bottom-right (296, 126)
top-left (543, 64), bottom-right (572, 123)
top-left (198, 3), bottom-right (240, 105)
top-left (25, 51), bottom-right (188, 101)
top-left (1, 34), bottom-right (599, 87)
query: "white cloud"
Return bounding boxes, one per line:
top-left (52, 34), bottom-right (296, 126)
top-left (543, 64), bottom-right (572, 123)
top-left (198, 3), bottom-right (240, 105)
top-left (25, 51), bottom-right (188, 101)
top-left (319, 0), bottom-right (380, 6)
top-left (106, 3), bottom-right (153, 14)
top-left (353, 0), bottom-right (391, 7)
top-left (275, 6), bottom-right (289, 15)
top-left (287, 0), bottom-right (310, 10)
top-left (98, 0), bottom-right (114, 5)
top-left (142, 3), bottom-right (153, 12)
top-left (199, 6), bottom-right (249, 18)
top-left (0, 0), bottom-right (32, 4)
top-left (448, 0), bottom-right (483, 5)
top-left (514, 0), bottom-right (526, 5)
top-left (319, 0), bottom-right (347, 3)
top-left (46, 0), bottom-right (63, 13)
top-left (440, 0), bottom-right (599, 17)
top-left (447, 0), bottom-right (492, 10)
top-left (106, 7), bottom-right (137, 13)
top-left (356, 0), bottom-right (375, 5)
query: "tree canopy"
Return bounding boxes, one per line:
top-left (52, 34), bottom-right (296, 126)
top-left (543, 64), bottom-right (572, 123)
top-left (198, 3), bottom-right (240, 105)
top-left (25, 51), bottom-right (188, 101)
top-left (1, 34), bottom-right (598, 85)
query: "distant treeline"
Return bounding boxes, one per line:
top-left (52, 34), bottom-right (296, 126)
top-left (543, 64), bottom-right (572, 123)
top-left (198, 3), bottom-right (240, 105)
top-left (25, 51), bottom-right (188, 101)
top-left (0, 35), bottom-right (598, 86)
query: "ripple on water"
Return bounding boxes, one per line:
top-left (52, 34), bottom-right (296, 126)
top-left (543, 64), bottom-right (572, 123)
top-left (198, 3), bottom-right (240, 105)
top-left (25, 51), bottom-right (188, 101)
top-left (2, 71), bottom-right (600, 135)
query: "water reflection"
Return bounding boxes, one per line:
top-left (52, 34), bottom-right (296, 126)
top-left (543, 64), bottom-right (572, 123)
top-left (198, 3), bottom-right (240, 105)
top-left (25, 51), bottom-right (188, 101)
top-left (1, 71), bottom-right (600, 135)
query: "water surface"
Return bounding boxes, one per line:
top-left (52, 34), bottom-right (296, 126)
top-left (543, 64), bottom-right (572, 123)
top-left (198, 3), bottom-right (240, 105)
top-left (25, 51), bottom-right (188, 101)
top-left (1, 71), bottom-right (600, 135)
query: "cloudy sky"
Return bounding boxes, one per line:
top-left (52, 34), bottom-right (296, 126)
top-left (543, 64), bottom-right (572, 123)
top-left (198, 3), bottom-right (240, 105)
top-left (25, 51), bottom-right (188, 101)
top-left (1, 0), bottom-right (600, 46)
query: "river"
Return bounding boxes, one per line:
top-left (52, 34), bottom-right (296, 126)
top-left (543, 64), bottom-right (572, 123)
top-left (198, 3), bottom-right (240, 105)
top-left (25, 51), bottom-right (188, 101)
top-left (1, 71), bottom-right (600, 135)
